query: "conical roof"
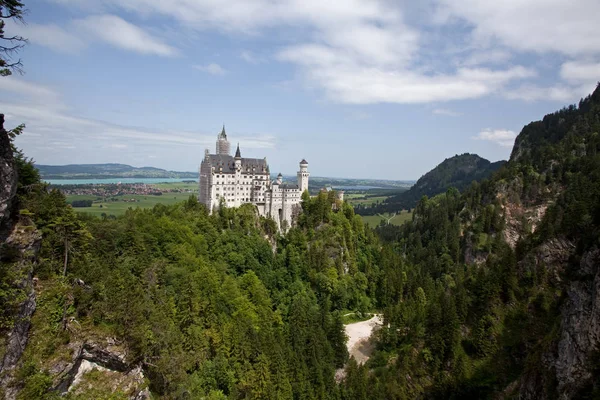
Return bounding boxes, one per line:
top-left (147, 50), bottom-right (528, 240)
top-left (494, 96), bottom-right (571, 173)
top-left (219, 125), bottom-right (227, 139)
top-left (235, 143), bottom-right (241, 158)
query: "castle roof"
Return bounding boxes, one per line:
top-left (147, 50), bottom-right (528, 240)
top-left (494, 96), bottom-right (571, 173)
top-left (300, 159), bottom-right (308, 165)
top-left (235, 143), bottom-right (241, 158)
top-left (218, 125), bottom-right (227, 140)
top-left (280, 183), bottom-right (299, 189)
top-left (204, 154), bottom-right (268, 173)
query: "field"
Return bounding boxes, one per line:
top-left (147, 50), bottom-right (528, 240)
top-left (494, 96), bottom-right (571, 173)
top-left (67, 182), bottom-right (196, 217)
top-left (360, 210), bottom-right (412, 227)
top-left (345, 195), bottom-right (390, 206)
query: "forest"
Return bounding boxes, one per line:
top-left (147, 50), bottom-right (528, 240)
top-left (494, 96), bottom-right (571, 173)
top-left (1, 1), bottom-right (599, 395)
top-left (1, 84), bottom-right (599, 399)
top-left (355, 154), bottom-right (505, 216)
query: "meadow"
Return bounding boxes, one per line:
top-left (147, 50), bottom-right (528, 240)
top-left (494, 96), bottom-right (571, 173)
top-left (66, 182), bottom-right (196, 217)
top-left (359, 210), bottom-right (413, 227)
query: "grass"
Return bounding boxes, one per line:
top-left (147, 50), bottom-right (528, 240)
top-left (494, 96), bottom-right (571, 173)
top-left (341, 311), bottom-right (377, 324)
top-left (346, 196), bottom-right (390, 206)
top-left (66, 182), bottom-right (197, 217)
top-left (152, 182), bottom-right (198, 190)
top-left (360, 210), bottom-right (413, 228)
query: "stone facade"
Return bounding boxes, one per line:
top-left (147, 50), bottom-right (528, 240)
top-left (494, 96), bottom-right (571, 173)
top-left (199, 127), bottom-right (309, 231)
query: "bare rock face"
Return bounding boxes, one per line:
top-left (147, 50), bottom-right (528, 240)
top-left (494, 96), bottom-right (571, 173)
top-left (554, 248), bottom-right (600, 398)
top-left (0, 114), bottom-right (18, 237)
top-left (52, 340), bottom-right (148, 399)
top-left (519, 247), bottom-right (600, 399)
top-left (0, 221), bottom-right (42, 400)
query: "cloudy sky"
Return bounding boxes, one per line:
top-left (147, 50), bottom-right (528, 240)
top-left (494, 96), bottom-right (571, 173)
top-left (2, 0), bottom-right (599, 179)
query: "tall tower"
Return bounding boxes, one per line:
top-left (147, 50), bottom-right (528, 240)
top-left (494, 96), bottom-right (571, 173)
top-left (297, 159), bottom-right (309, 192)
top-left (234, 143), bottom-right (242, 169)
top-left (216, 125), bottom-right (230, 155)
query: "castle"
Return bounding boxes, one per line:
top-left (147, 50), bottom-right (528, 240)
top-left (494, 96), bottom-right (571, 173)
top-left (199, 126), bottom-right (309, 230)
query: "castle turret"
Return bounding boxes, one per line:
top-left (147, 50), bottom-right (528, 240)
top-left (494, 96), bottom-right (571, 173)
top-left (234, 143), bottom-right (242, 170)
top-left (297, 159), bottom-right (309, 192)
top-left (276, 172), bottom-right (283, 185)
top-left (216, 125), bottom-right (230, 155)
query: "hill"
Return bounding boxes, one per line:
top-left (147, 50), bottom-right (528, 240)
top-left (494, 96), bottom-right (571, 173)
top-left (355, 153), bottom-right (505, 215)
top-left (371, 83), bottom-right (600, 398)
top-left (36, 163), bottom-right (198, 179)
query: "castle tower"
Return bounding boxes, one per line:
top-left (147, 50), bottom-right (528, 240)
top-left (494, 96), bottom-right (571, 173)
top-left (276, 172), bottom-right (283, 185)
top-left (234, 143), bottom-right (242, 169)
top-left (297, 159), bottom-right (309, 192)
top-left (216, 125), bottom-right (230, 155)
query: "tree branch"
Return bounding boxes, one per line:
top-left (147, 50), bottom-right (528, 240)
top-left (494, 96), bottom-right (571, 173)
top-left (0, 35), bottom-right (26, 42)
top-left (0, 43), bottom-right (24, 52)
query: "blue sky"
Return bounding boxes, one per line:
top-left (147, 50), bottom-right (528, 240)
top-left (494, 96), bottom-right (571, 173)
top-left (1, 0), bottom-right (599, 179)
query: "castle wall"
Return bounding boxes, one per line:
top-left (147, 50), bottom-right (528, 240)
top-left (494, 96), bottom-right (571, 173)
top-left (199, 138), bottom-right (308, 231)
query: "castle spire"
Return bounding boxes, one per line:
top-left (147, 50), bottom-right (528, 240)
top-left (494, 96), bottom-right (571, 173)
top-left (235, 143), bottom-right (241, 158)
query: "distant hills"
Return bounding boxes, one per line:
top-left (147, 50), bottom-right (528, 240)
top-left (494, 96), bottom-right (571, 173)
top-left (355, 153), bottom-right (506, 215)
top-left (36, 163), bottom-right (198, 179)
top-left (38, 163), bottom-right (415, 189)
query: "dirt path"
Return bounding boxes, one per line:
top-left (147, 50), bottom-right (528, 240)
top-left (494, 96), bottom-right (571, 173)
top-left (344, 315), bottom-right (382, 365)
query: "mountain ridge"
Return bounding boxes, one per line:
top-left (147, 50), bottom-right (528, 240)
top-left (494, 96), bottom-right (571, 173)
top-left (36, 163), bottom-right (198, 179)
top-left (356, 153), bottom-right (506, 215)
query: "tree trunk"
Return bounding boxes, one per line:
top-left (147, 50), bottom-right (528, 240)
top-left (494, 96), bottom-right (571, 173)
top-left (63, 238), bottom-right (69, 276)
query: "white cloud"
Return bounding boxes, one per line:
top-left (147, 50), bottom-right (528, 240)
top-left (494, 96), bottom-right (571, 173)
top-left (560, 61), bottom-right (600, 84)
top-left (74, 15), bottom-right (179, 57)
top-left (49, 0), bottom-right (537, 104)
top-left (1, 77), bottom-right (275, 165)
top-left (473, 128), bottom-right (516, 147)
top-left (194, 63), bottom-right (227, 75)
top-left (433, 108), bottom-right (461, 117)
top-left (21, 0), bottom-right (600, 104)
top-left (0, 77), bottom-right (58, 99)
top-left (278, 44), bottom-right (534, 103)
top-left (503, 83), bottom-right (595, 102)
top-left (240, 50), bottom-right (264, 64)
top-left (438, 0), bottom-right (600, 57)
top-left (6, 14), bottom-right (178, 57)
top-left (5, 20), bottom-right (86, 54)
top-left (460, 50), bottom-right (512, 67)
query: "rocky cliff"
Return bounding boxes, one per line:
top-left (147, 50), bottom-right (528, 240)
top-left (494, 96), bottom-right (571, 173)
top-left (0, 117), bottom-right (148, 399)
top-left (0, 221), bottom-right (41, 400)
top-left (0, 114), bottom-right (18, 240)
top-left (518, 247), bottom-right (600, 399)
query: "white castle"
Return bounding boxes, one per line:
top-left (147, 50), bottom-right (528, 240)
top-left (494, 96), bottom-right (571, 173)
top-left (199, 126), bottom-right (309, 230)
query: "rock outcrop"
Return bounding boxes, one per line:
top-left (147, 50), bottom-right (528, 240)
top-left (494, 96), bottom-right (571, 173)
top-left (0, 115), bottom-right (38, 400)
top-left (0, 221), bottom-right (42, 400)
top-left (519, 247), bottom-right (600, 399)
top-left (51, 340), bottom-right (149, 399)
top-left (0, 114), bottom-right (18, 240)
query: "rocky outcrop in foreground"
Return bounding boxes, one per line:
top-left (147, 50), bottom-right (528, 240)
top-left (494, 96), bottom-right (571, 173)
top-left (51, 340), bottom-right (149, 399)
top-left (0, 114), bottom-right (18, 238)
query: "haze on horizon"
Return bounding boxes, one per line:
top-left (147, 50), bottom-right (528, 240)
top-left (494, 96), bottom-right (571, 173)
top-left (2, 0), bottom-right (599, 180)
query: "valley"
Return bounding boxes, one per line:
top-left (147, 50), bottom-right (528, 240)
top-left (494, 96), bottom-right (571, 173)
top-left (1, 1), bottom-right (599, 399)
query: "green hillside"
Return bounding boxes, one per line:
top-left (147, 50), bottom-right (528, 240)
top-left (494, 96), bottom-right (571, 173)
top-left (2, 84), bottom-right (600, 399)
top-left (355, 154), bottom-right (505, 215)
top-left (36, 163), bottom-right (198, 179)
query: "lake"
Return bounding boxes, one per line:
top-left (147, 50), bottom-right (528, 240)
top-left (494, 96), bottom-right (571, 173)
top-left (45, 178), bottom-right (198, 185)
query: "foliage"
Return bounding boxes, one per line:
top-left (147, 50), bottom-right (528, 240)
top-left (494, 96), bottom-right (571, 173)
top-left (6, 82), bottom-right (600, 398)
top-left (356, 154), bottom-right (505, 215)
top-left (0, 0), bottom-right (27, 76)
